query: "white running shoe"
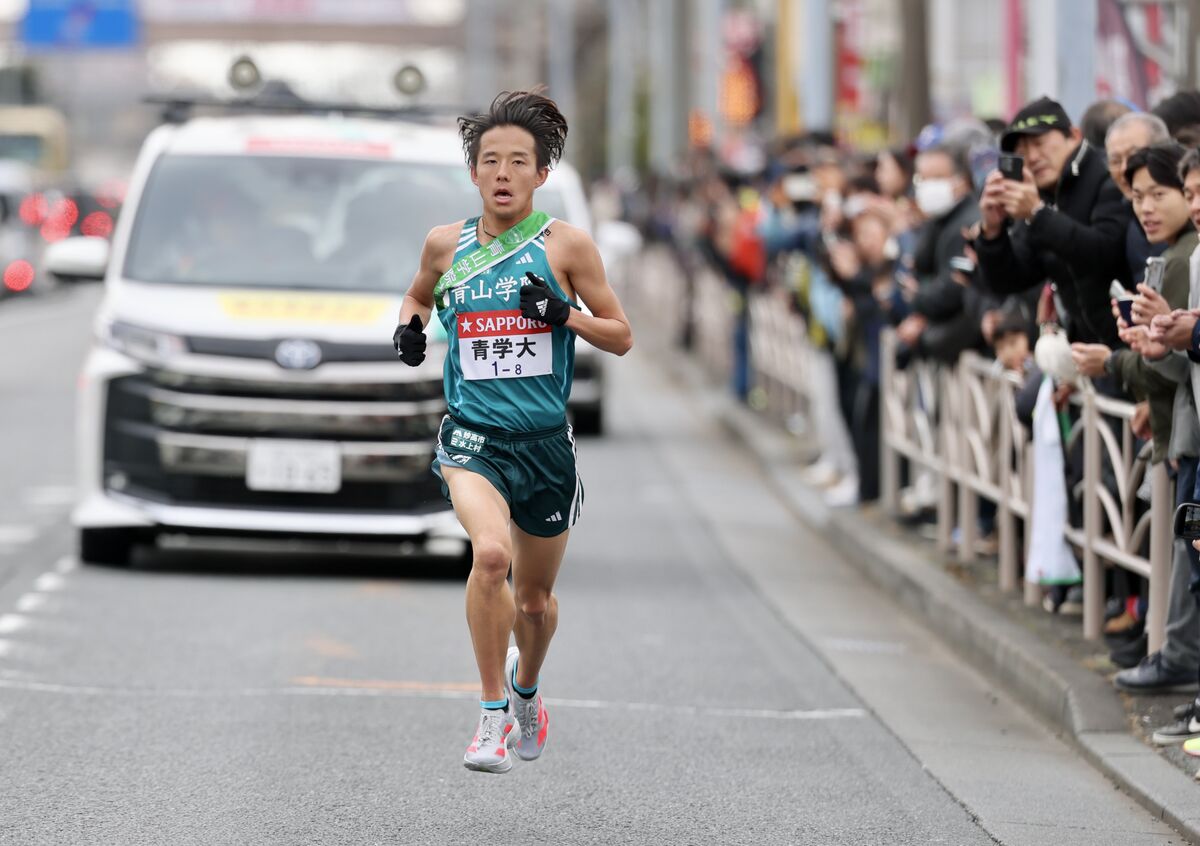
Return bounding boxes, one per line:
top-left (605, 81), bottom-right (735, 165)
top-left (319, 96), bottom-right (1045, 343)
top-left (463, 706), bottom-right (516, 773)
top-left (800, 458), bottom-right (839, 487)
top-left (823, 475), bottom-right (860, 508)
top-left (505, 646), bottom-right (549, 762)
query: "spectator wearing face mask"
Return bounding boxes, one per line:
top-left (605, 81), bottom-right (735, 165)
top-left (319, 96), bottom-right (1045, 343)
top-left (894, 142), bottom-right (984, 364)
top-left (976, 96), bottom-right (1133, 348)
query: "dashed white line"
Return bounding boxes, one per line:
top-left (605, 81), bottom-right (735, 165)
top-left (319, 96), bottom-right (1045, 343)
top-left (54, 556), bottom-right (77, 575)
top-left (821, 637), bottom-right (909, 656)
top-left (15, 594), bottom-right (47, 613)
top-left (21, 486), bottom-right (76, 509)
top-left (0, 615), bottom-right (29, 635)
top-left (0, 676), bottom-right (872, 722)
top-left (33, 573), bottom-right (65, 592)
top-left (0, 526), bottom-right (36, 546)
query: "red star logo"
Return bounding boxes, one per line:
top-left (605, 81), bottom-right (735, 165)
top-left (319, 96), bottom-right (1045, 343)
top-left (459, 317), bottom-right (473, 333)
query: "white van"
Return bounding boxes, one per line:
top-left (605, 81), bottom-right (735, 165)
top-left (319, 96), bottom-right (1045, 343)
top-left (52, 107), bottom-right (601, 565)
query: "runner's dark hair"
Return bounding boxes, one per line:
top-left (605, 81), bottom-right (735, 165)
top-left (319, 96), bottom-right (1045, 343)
top-left (459, 88), bottom-right (568, 170)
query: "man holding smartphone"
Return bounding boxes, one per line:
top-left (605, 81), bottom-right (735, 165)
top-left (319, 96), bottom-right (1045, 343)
top-left (974, 96), bottom-right (1133, 348)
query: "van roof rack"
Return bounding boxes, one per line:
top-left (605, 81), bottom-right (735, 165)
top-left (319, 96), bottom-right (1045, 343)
top-left (145, 83), bottom-right (476, 125)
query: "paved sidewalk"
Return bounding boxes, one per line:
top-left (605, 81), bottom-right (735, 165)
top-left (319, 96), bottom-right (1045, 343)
top-left (667, 353), bottom-right (1200, 844)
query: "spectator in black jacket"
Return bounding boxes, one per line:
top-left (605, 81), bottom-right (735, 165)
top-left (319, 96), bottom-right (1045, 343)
top-left (894, 143), bottom-right (984, 363)
top-left (975, 96), bottom-right (1133, 347)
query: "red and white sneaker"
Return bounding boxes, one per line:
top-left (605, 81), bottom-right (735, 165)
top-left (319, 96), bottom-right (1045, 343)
top-left (505, 646), bottom-right (549, 761)
top-left (463, 707), bottom-right (516, 773)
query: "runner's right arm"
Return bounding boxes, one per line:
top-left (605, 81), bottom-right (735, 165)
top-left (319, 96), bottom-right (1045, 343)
top-left (399, 223), bottom-right (461, 328)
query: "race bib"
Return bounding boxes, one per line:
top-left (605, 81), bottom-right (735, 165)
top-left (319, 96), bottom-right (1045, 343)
top-left (457, 309), bottom-right (553, 381)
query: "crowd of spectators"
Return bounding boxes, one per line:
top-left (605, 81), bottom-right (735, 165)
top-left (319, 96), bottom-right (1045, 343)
top-left (634, 89), bottom-right (1200, 751)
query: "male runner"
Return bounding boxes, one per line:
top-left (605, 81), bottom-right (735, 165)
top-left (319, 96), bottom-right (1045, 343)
top-left (393, 90), bottom-right (633, 773)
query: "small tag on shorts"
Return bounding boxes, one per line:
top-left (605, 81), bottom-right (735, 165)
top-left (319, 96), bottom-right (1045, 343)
top-left (450, 427), bottom-right (487, 453)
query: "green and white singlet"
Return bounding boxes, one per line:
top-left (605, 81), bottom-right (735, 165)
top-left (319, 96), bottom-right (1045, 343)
top-left (436, 213), bottom-right (578, 433)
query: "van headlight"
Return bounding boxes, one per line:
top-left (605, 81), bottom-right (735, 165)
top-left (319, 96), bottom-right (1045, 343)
top-left (100, 320), bottom-right (186, 360)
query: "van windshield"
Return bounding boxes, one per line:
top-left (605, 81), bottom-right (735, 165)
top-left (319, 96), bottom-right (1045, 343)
top-left (122, 154), bottom-right (568, 291)
top-left (0, 135), bottom-right (46, 166)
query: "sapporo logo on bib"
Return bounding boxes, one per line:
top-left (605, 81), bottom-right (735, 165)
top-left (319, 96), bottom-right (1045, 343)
top-left (458, 310), bottom-right (552, 381)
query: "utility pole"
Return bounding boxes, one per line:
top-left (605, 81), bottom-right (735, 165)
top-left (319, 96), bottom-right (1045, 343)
top-left (547, 0), bottom-right (576, 123)
top-left (1056, 0), bottom-right (1096, 121)
top-left (695, 0), bottom-right (723, 149)
top-left (1185, 0), bottom-right (1200, 89)
top-left (801, 0), bottom-right (833, 131)
top-left (464, 0), bottom-right (497, 104)
top-left (606, 0), bottom-right (636, 177)
top-left (897, 0), bottom-right (931, 139)
top-left (649, 0), bottom-right (680, 172)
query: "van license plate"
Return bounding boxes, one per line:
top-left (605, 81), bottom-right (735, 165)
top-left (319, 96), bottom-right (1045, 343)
top-left (246, 440), bottom-right (341, 493)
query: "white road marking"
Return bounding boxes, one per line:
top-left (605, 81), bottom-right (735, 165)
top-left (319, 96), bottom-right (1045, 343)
top-left (21, 486), bottom-right (76, 509)
top-left (54, 556), bottom-right (77, 575)
top-left (0, 676), bottom-right (870, 721)
top-left (33, 573), bottom-right (65, 592)
top-left (15, 594), bottom-right (47, 613)
top-left (0, 615), bottom-right (29, 635)
top-left (541, 698), bottom-right (868, 721)
top-left (0, 640), bottom-right (15, 658)
top-left (821, 637), bottom-right (909, 656)
top-left (0, 526), bottom-right (36, 545)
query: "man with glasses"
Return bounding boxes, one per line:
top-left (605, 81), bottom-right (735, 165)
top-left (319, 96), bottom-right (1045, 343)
top-left (1105, 111), bottom-right (1171, 283)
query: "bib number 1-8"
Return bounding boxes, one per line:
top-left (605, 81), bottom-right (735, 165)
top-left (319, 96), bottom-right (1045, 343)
top-left (457, 309), bottom-right (553, 381)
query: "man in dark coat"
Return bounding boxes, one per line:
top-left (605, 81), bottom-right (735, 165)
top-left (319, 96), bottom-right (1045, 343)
top-left (974, 96), bottom-right (1133, 347)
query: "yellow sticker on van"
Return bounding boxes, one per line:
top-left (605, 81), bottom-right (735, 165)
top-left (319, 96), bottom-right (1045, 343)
top-left (218, 293), bottom-right (391, 324)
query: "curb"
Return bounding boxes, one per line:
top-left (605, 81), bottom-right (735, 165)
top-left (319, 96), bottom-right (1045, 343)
top-left (674, 357), bottom-right (1200, 843)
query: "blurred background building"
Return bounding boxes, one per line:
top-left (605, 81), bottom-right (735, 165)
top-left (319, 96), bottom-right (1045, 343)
top-left (0, 0), bottom-right (1195, 188)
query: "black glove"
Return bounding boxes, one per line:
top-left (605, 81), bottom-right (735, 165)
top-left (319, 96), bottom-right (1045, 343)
top-left (393, 314), bottom-right (426, 366)
top-left (520, 272), bottom-right (571, 326)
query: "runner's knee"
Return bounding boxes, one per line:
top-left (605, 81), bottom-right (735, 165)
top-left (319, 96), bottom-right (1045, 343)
top-left (471, 538), bottom-right (511, 583)
top-left (517, 588), bottom-right (552, 624)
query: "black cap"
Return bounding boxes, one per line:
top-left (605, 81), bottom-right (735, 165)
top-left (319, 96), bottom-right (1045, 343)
top-left (1000, 96), bottom-right (1073, 152)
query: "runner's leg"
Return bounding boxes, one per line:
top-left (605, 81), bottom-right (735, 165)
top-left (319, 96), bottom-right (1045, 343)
top-left (443, 465), bottom-right (515, 702)
top-left (510, 525), bottom-right (569, 690)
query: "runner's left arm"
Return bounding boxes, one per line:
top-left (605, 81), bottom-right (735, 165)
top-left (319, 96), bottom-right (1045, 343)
top-left (560, 229), bottom-right (634, 356)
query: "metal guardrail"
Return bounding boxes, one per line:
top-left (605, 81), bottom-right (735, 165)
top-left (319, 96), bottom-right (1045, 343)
top-left (634, 249), bottom-right (1172, 652)
top-left (880, 332), bottom-right (1171, 652)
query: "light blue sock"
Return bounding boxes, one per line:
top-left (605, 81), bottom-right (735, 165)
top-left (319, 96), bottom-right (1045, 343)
top-left (512, 659), bottom-right (538, 697)
top-left (481, 697), bottom-right (509, 711)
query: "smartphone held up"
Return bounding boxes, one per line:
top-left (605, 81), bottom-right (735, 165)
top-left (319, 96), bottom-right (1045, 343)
top-left (998, 154), bottom-right (1025, 181)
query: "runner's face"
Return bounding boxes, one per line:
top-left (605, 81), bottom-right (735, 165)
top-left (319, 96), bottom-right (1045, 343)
top-left (471, 125), bottom-right (549, 221)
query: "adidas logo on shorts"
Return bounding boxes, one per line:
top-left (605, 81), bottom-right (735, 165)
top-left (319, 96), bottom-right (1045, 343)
top-left (451, 455), bottom-right (472, 465)
top-left (544, 511), bottom-right (563, 523)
